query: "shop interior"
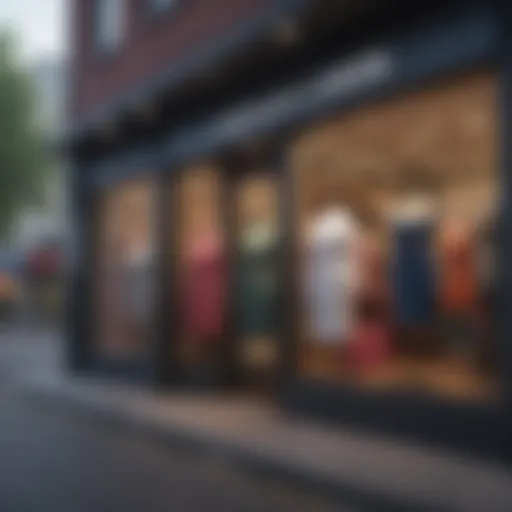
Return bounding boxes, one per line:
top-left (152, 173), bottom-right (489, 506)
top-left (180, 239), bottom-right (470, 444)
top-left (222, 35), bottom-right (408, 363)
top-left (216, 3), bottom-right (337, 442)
top-left (290, 71), bottom-right (499, 403)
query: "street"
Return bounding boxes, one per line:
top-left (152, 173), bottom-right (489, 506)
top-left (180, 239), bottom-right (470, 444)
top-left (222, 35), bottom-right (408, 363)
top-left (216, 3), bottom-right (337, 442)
top-left (0, 327), bottom-right (346, 512)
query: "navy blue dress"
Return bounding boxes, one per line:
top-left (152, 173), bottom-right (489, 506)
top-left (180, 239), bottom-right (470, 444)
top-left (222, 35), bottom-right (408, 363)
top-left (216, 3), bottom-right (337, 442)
top-left (391, 221), bottom-right (435, 326)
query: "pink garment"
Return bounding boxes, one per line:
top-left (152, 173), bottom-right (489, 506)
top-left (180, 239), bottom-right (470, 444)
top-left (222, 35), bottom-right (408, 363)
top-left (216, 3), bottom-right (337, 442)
top-left (182, 232), bottom-right (226, 339)
top-left (348, 320), bottom-right (392, 373)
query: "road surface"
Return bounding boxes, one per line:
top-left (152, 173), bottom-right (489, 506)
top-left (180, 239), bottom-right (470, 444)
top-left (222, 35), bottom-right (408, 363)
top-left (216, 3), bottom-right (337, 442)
top-left (0, 326), bottom-right (348, 512)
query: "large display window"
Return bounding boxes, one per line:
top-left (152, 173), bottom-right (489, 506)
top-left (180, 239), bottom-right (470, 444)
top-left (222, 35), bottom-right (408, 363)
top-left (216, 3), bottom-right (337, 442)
top-left (95, 179), bottom-right (156, 360)
top-left (290, 71), bottom-right (499, 403)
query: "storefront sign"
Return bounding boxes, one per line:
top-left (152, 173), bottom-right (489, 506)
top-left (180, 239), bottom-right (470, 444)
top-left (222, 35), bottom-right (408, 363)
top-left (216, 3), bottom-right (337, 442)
top-left (216, 48), bottom-right (394, 144)
top-left (312, 48), bottom-right (393, 102)
top-left (215, 85), bottom-right (304, 142)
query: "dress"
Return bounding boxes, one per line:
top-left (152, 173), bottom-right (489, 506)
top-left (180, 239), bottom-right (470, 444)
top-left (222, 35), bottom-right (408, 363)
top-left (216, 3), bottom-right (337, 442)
top-left (237, 221), bottom-right (279, 337)
top-left (439, 220), bottom-right (477, 314)
top-left (391, 199), bottom-right (436, 326)
top-left (304, 207), bottom-right (359, 344)
top-left (182, 231), bottom-right (226, 339)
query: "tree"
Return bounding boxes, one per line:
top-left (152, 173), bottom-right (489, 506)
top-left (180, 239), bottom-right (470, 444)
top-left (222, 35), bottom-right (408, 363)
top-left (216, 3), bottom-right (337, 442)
top-left (0, 29), bottom-right (47, 237)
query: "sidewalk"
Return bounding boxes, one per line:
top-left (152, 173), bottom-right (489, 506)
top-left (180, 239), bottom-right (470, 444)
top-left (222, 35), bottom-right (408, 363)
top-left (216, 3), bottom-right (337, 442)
top-left (17, 337), bottom-right (512, 512)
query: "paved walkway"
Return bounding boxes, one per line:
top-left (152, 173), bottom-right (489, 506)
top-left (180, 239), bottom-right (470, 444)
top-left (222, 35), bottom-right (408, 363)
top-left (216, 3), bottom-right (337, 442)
top-left (6, 327), bottom-right (512, 512)
top-left (0, 333), bottom-right (347, 512)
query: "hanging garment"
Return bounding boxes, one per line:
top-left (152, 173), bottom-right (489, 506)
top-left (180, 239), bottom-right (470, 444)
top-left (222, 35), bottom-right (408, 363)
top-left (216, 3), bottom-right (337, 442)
top-left (348, 319), bottom-right (392, 374)
top-left (391, 198), bottom-right (436, 326)
top-left (182, 231), bottom-right (226, 339)
top-left (304, 206), bottom-right (359, 344)
top-left (438, 219), bottom-right (478, 314)
top-left (237, 220), bottom-right (279, 337)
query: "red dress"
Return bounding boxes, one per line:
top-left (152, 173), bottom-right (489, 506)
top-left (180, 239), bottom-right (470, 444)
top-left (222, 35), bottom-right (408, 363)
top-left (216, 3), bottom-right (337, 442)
top-left (439, 222), bottom-right (478, 314)
top-left (182, 232), bottom-right (226, 340)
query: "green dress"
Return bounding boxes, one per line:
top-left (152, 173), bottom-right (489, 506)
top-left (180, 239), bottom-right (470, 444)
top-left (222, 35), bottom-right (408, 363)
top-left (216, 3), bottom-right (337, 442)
top-left (237, 222), bottom-right (279, 337)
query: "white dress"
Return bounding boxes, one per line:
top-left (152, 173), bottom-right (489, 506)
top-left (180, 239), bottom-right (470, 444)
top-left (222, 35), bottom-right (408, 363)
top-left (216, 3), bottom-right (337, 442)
top-left (304, 207), bottom-right (359, 344)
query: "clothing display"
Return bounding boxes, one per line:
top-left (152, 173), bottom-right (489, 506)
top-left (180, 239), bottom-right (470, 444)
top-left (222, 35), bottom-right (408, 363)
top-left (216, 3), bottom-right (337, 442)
top-left (182, 230), bottom-right (226, 339)
top-left (391, 197), bottom-right (436, 326)
top-left (237, 220), bottom-right (279, 337)
top-left (286, 71), bottom-right (499, 404)
top-left (304, 206), bottom-right (359, 343)
top-left (438, 219), bottom-right (477, 314)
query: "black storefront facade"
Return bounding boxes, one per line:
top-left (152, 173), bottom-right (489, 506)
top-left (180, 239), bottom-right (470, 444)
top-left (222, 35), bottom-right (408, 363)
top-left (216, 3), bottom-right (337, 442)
top-left (68, 1), bottom-right (512, 459)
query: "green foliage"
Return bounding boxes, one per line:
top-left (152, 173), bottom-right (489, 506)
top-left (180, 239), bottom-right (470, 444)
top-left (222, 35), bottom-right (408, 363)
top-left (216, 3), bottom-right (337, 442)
top-left (0, 29), bottom-right (47, 237)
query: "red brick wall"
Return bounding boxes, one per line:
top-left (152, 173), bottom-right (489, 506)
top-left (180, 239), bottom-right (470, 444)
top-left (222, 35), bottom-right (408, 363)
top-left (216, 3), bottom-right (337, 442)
top-left (70, 0), bottom-right (272, 118)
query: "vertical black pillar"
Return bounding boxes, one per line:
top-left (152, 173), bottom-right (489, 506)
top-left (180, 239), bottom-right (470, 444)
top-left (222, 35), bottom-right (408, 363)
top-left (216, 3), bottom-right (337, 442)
top-left (498, 3), bottom-right (512, 423)
top-left (152, 169), bottom-right (179, 386)
top-left (220, 156), bottom-right (239, 387)
top-left (66, 161), bottom-right (94, 372)
top-left (277, 148), bottom-right (299, 392)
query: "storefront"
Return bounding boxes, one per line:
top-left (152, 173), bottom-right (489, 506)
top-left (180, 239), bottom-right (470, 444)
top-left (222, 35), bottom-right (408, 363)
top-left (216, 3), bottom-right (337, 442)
top-left (71, 3), bottom-right (512, 456)
top-left (284, 69), bottom-right (502, 454)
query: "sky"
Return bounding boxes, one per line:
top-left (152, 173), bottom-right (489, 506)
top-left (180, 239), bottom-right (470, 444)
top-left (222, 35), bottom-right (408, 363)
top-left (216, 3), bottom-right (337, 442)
top-left (0, 0), bottom-right (64, 64)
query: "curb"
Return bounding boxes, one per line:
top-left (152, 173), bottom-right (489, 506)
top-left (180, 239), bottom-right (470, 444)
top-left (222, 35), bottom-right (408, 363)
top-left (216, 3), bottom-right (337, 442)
top-left (22, 380), bottom-right (453, 512)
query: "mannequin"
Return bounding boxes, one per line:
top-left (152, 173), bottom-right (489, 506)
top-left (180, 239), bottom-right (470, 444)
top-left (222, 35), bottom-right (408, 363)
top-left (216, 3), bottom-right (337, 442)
top-left (304, 185), bottom-right (360, 346)
top-left (390, 174), bottom-right (438, 356)
top-left (178, 167), bottom-right (227, 373)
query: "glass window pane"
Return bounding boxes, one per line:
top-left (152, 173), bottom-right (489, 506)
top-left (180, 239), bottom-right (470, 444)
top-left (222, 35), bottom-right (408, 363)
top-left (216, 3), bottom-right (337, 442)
top-left (290, 71), bottom-right (499, 404)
